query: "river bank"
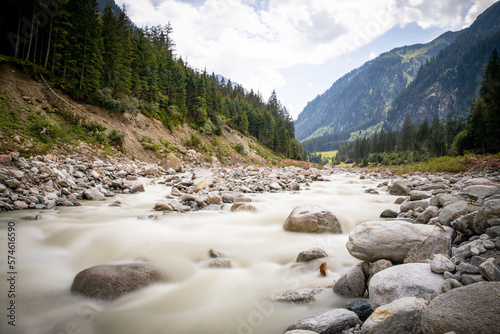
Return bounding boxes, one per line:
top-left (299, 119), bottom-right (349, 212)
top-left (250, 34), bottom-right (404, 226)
top-left (0, 151), bottom-right (499, 334)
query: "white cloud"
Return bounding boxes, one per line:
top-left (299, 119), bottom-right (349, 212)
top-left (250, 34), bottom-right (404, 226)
top-left (121, 0), bottom-right (497, 103)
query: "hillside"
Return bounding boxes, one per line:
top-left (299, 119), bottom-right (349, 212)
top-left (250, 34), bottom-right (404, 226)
top-left (0, 61), bottom-right (291, 167)
top-left (295, 31), bottom-right (458, 143)
top-left (296, 1), bottom-right (500, 152)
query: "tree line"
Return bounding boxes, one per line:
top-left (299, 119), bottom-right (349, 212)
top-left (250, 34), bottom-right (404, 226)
top-left (310, 49), bottom-right (500, 166)
top-left (0, 0), bottom-right (307, 161)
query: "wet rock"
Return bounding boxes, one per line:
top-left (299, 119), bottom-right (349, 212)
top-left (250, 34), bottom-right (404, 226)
top-left (346, 221), bottom-right (454, 262)
top-left (478, 258), bottom-right (500, 281)
top-left (388, 181), bottom-right (410, 196)
top-left (290, 182), bottom-right (301, 191)
top-left (286, 309), bottom-right (362, 334)
top-left (404, 235), bottom-right (451, 264)
top-left (283, 204), bottom-right (342, 234)
top-left (296, 247), bottom-right (328, 262)
top-left (272, 287), bottom-right (324, 304)
top-left (221, 192), bottom-right (242, 203)
top-left (70, 262), bottom-right (164, 301)
top-left (168, 201), bottom-right (191, 213)
top-left (284, 330), bottom-right (317, 334)
top-left (369, 263), bottom-right (444, 309)
top-left (208, 259), bottom-right (231, 268)
top-left (421, 282), bottom-right (500, 334)
top-left (129, 183), bottom-right (145, 194)
top-left (430, 254), bottom-right (455, 274)
top-left (361, 297), bottom-right (428, 334)
top-left (380, 209), bottom-right (398, 218)
top-left (333, 262), bottom-right (368, 298)
top-left (346, 299), bottom-right (373, 322)
top-left (233, 204), bottom-right (257, 213)
top-left (83, 188), bottom-right (105, 201)
top-left (154, 202), bottom-right (173, 212)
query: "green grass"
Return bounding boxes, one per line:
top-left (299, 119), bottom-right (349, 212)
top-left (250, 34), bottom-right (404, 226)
top-left (390, 155), bottom-right (467, 174)
top-left (313, 150), bottom-right (338, 159)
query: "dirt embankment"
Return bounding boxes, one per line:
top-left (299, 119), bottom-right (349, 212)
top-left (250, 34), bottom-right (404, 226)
top-left (0, 63), bottom-right (272, 166)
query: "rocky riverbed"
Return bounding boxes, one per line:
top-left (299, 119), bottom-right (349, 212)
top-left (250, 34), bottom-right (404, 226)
top-left (1, 151), bottom-right (500, 334)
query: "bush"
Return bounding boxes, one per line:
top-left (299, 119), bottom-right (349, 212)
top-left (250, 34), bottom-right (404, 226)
top-left (234, 143), bottom-right (246, 156)
top-left (107, 129), bottom-right (125, 147)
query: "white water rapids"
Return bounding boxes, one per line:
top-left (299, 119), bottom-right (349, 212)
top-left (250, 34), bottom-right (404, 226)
top-left (0, 172), bottom-right (399, 334)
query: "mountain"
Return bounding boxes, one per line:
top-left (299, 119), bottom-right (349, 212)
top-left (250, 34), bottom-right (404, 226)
top-left (387, 2), bottom-right (500, 129)
top-left (296, 1), bottom-right (500, 152)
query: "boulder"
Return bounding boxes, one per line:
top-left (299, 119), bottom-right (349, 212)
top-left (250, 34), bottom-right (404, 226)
top-left (129, 183), bottom-right (145, 194)
top-left (414, 206), bottom-right (439, 224)
top-left (473, 199), bottom-right (500, 235)
top-left (283, 204), bottom-right (342, 234)
top-left (462, 185), bottom-right (498, 199)
top-left (361, 297), bottom-right (428, 334)
top-left (296, 247), bottom-right (328, 262)
top-left (162, 153), bottom-right (182, 172)
top-left (285, 309), bottom-right (362, 334)
top-left (289, 182), bottom-right (301, 191)
top-left (478, 257), bottom-right (500, 281)
top-left (272, 287), bottom-right (324, 304)
top-left (421, 282), bottom-right (500, 334)
top-left (388, 181), bottom-right (410, 196)
top-left (369, 263), bottom-right (444, 309)
top-left (346, 299), bottom-right (373, 322)
top-left (346, 221), bottom-right (454, 262)
top-left (438, 200), bottom-right (469, 226)
top-left (409, 190), bottom-right (432, 201)
top-left (450, 212), bottom-right (477, 235)
top-left (404, 235), bottom-right (451, 264)
top-left (430, 254), bottom-right (455, 274)
top-left (83, 188), bottom-right (105, 201)
top-left (143, 164), bottom-right (161, 177)
top-left (368, 259), bottom-right (393, 276)
top-left (192, 168), bottom-right (214, 191)
top-left (70, 263), bottom-right (164, 300)
top-left (154, 202), bottom-right (173, 212)
top-left (380, 209), bottom-right (398, 218)
top-left (400, 199), bottom-right (429, 213)
top-left (333, 262), bottom-right (368, 297)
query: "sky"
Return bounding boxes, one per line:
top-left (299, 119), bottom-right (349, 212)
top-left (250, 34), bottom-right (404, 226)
top-left (120, 0), bottom-right (499, 119)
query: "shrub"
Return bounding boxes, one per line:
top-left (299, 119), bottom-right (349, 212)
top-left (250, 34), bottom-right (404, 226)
top-left (235, 143), bottom-right (246, 156)
top-left (107, 129), bottom-right (125, 147)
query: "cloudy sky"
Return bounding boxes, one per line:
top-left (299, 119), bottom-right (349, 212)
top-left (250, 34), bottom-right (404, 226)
top-left (120, 0), bottom-right (499, 119)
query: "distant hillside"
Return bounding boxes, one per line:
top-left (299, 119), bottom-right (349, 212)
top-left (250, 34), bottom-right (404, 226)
top-left (296, 1), bottom-right (500, 153)
top-left (387, 1), bottom-right (500, 128)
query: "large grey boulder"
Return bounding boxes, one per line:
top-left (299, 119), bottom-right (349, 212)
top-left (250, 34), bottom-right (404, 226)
top-left (462, 185), bottom-right (498, 199)
top-left (438, 200), bottom-right (469, 226)
top-left (369, 263), bottom-right (444, 309)
top-left (346, 221), bottom-right (454, 262)
top-left (361, 297), bottom-right (428, 334)
top-left (421, 282), bottom-right (500, 334)
top-left (333, 262), bottom-right (368, 297)
top-left (285, 309), bottom-right (361, 334)
top-left (404, 235), bottom-right (451, 264)
top-left (71, 263), bottom-right (164, 301)
top-left (388, 181), bottom-right (410, 196)
top-left (400, 199), bottom-right (429, 213)
top-left (473, 199), bottom-right (500, 235)
top-left (283, 204), bottom-right (342, 234)
top-left (451, 212), bottom-right (477, 235)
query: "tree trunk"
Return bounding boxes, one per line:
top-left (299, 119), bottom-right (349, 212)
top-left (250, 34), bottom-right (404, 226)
top-left (25, 1), bottom-right (36, 62)
top-left (79, 39), bottom-right (88, 90)
top-left (15, 9), bottom-right (22, 59)
top-left (44, 16), bottom-right (53, 69)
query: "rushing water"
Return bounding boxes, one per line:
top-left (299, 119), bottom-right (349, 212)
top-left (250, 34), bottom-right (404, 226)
top-left (0, 172), bottom-right (399, 334)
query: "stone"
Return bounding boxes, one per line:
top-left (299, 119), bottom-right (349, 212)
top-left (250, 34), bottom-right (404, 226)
top-left (346, 299), bottom-right (373, 322)
top-left (283, 204), bottom-right (342, 234)
top-left (285, 309), bottom-right (362, 334)
top-left (171, 187), bottom-right (182, 196)
top-left (296, 247), bottom-right (328, 262)
top-left (473, 199), bottom-right (500, 235)
top-left (436, 194), bottom-right (463, 207)
top-left (192, 168), bottom-right (214, 191)
top-left (162, 153), bottom-right (182, 172)
top-left (70, 262), bottom-right (164, 301)
top-left (5, 179), bottom-right (21, 188)
top-left (272, 287), bottom-right (324, 304)
top-left (388, 181), bottom-right (410, 196)
top-left (361, 297), bottom-right (428, 334)
top-left (461, 274), bottom-right (485, 285)
top-left (270, 182), bottom-right (282, 190)
top-left (143, 164), bottom-right (161, 177)
top-left (430, 254), bottom-right (455, 274)
top-left (380, 209), bottom-right (398, 218)
top-left (83, 188), bottom-right (105, 201)
top-left (129, 183), bottom-right (145, 194)
top-left (414, 206), bottom-right (439, 224)
top-left (457, 262), bottom-right (479, 274)
top-left (404, 235), bottom-right (451, 264)
top-left (208, 259), bottom-right (231, 268)
top-left (207, 195), bottom-right (222, 205)
top-left (368, 263), bottom-right (444, 309)
top-left (478, 258), bottom-right (500, 281)
top-left (13, 201), bottom-right (28, 209)
top-left (410, 190), bottom-right (432, 201)
top-left (284, 331), bottom-right (317, 334)
top-left (450, 212), bottom-right (477, 235)
top-left (462, 185), bottom-right (498, 199)
top-left (369, 259), bottom-right (393, 276)
top-left (441, 278), bottom-right (462, 293)
top-left (290, 182), bottom-right (301, 191)
top-left (421, 282), bottom-right (500, 334)
top-left (400, 199), bottom-right (429, 213)
top-left (0, 154), bottom-right (12, 163)
top-left (154, 202), bottom-right (173, 212)
top-left (9, 169), bottom-right (24, 179)
top-left (168, 201), bottom-right (191, 213)
top-left (233, 204), bottom-right (257, 213)
top-left (438, 200), bottom-right (469, 226)
top-left (333, 262), bottom-right (368, 298)
top-left (221, 192), bottom-right (242, 203)
top-left (346, 220), bottom-right (454, 263)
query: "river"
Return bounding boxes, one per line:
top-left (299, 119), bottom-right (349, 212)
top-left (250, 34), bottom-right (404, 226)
top-left (0, 171), bottom-right (399, 334)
